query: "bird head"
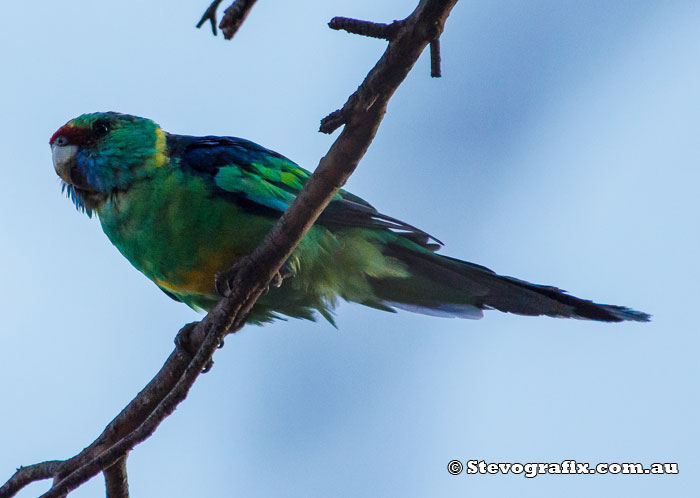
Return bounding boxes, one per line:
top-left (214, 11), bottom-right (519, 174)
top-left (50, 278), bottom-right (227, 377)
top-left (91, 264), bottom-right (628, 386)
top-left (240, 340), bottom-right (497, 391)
top-left (50, 112), bottom-right (167, 214)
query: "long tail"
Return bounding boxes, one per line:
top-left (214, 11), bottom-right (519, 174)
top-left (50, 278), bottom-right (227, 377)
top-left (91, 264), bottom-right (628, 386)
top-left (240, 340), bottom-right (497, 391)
top-left (369, 242), bottom-right (650, 322)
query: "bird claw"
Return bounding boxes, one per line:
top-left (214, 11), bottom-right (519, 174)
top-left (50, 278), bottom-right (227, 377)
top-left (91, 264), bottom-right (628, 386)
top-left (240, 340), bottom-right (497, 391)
top-left (270, 263), bottom-right (293, 289)
top-left (174, 321), bottom-right (215, 373)
top-left (214, 267), bottom-right (235, 297)
top-left (270, 271), bottom-right (284, 288)
top-left (201, 358), bottom-right (215, 374)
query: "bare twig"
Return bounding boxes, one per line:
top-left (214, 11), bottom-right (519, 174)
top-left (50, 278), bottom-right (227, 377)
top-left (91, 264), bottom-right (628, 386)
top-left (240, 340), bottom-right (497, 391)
top-left (104, 456), bottom-right (129, 498)
top-left (328, 17), bottom-right (402, 40)
top-left (430, 38), bottom-right (442, 77)
top-left (0, 461), bottom-right (62, 498)
top-left (321, 2), bottom-right (455, 134)
top-left (196, 0), bottom-right (225, 35)
top-left (1, 1), bottom-right (458, 496)
top-left (219, 0), bottom-right (258, 40)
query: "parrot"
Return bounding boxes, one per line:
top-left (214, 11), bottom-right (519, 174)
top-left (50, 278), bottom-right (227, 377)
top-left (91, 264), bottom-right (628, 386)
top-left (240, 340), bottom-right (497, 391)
top-left (50, 112), bottom-right (649, 325)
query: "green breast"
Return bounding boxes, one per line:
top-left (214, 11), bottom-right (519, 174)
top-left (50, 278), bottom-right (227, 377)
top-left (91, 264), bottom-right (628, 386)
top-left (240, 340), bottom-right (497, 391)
top-left (96, 167), bottom-right (275, 302)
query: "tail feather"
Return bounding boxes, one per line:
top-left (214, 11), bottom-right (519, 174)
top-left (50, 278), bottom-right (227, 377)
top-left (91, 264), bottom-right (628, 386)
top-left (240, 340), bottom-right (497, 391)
top-left (371, 242), bottom-right (650, 323)
top-left (382, 301), bottom-right (484, 319)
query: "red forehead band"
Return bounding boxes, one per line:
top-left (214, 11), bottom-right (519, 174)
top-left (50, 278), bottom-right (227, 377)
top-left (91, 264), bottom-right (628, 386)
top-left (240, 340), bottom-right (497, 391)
top-left (49, 124), bottom-right (91, 146)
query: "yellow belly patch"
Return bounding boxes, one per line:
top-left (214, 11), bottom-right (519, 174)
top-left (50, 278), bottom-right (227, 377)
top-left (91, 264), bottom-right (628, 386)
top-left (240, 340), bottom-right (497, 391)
top-left (155, 272), bottom-right (213, 296)
top-left (154, 251), bottom-right (240, 297)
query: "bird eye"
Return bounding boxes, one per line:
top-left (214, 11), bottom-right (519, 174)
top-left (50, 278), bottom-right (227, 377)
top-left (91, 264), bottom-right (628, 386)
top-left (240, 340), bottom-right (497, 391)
top-left (92, 120), bottom-right (111, 136)
top-left (55, 136), bottom-right (68, 146)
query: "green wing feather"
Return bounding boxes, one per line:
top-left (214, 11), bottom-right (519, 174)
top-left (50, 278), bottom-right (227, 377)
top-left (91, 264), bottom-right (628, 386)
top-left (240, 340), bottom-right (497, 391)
top-left (177, 135), bottom-right (442, 247)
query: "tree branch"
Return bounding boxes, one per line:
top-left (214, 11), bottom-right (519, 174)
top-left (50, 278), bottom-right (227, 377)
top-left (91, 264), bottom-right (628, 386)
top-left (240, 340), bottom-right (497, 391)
top-left (321, 1), bottom-right (453, 134)
top-left (196, 0), bottom-right (225, 35)
top-left (219, 0), bottom-right (257, 40)
top-left (197, 0), bottom-right (256, 39)
top-left (103, 456), bottom-right (129, 498)
top-left (328, 17), bottom-right (402, 40)
top-left (0, 461), bottom-right (63, 497)
top-left (430, 38), bottom-right (442, 77)
top-left (0, 1), bottom-right (458, 496)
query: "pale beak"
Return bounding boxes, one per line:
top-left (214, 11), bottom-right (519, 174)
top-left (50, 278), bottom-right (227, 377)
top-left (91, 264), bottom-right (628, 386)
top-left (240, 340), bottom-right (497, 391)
top-left (51, 143), bottom-right (78, 184)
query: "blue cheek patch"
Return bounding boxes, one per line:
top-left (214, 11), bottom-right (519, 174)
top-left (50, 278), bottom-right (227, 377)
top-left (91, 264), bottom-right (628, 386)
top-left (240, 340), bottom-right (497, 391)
top-left (76, 152), bottom-right (104, 191)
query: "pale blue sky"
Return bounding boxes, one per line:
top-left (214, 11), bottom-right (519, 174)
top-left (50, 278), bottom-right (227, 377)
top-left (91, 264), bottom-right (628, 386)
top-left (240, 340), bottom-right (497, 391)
top-left (0, 1), bottom-right (697, 497)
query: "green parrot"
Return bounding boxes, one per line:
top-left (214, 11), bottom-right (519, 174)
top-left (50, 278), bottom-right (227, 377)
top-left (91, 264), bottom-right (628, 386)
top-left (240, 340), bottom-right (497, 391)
top-left (50, 112), bottom-right (649, 324)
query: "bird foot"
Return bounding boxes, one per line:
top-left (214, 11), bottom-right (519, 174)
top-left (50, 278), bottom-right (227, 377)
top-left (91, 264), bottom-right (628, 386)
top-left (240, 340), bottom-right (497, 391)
top-left (174, 321), bottom-right (216, 373)
top-left (214, 258), bottom-right (247, 297)
top-left (215, 260), bottom-right (292, 296)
